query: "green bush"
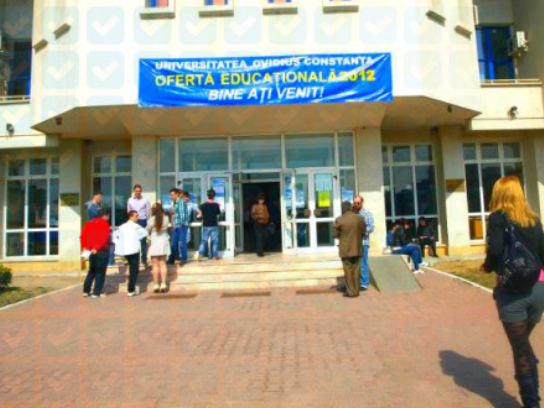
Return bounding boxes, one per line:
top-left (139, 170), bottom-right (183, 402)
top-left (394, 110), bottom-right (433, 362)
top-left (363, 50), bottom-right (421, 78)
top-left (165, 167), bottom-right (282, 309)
top-left (0, 264), bottom-right (13, 289)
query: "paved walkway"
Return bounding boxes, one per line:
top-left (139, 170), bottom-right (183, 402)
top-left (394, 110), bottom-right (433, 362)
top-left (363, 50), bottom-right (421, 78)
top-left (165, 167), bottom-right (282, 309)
top-left (0, 271), bottom-right (539, 407)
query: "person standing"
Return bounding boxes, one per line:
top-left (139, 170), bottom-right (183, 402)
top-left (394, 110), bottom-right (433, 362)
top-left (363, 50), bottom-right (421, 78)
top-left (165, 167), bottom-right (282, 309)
top-left (167, 188), bottom-right (183, 265)
top-left (81, 209), bottom-right (111, 298)
top-left (113, 211), bottom-right (148, 297)
top-left (86, 191), bottom-right (102, 221)
top-left (251, 193), bottom-right (270, 257)
top-left (182, 191), bottom-right (201, 255)
top-left (127, 184), bottom-right (151, 266)
top-left (353, 196), bottom-right (374, 291)
top-left (196, 189), bottom-right (221, 261)
top-left (333, 202), bottom-right (366, 298)
top-left (417, 217), bottom-right (438, 258)
top-left (147, 203), bottom-right (171, 293)
top-left (481, 176), bottom-right (544, 408)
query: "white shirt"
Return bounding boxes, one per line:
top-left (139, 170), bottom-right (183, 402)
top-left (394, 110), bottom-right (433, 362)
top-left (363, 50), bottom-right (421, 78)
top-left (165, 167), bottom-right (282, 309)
top-left (127, 195), bottom-right (151, 220)
top-left (113, 220), bottom-right (148, 256)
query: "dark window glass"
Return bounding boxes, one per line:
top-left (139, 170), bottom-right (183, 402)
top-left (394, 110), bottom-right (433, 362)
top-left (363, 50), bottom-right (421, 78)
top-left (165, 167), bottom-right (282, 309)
top-left (463, 144), bottom-right (477, 161)
top-left (50, 231), bottom-right (59, 255)
top-left (115, 156), bottom-right (131, 173)
top-left (392, 146), bottom-right (410, 163)
top-left (28, 231), bottom-right (47, 256)
top-left (504, 162), bottom-right (524, 186)
top-left (481, 163), bottom-right (502, 211)
top-left (415, 165), bottom-right (437, 215)
top-left (383, 167), bottom-right (392, 217)
top-left (481, 143), bottom-right (499, 160)
top-left (415, 145), bottom-right (432, 162)
top-left (49, 179), bottom-right (59, 228)
top-left (28, 179), bottom-right (47, 228)
top-left (7, 180), bottom-right (25, 228)
top-left (29, 159), bottom-right (47, 176)
top-left (6, 233), bottom-right (24, 256)
top-left (503, 142), bottom-right (521, 159)
top-left (160, 139), bottom-right (176, 173)
top-left (392, 166), bottom-right (415, 216)
top-left (179, 138), bottom-right (229, 172)
top-left (8, 160), bottom-right (25, 177)
top-left (465, 164), bottom-right (481, 213)
top-left (93, 156), bottom-right (111, 174)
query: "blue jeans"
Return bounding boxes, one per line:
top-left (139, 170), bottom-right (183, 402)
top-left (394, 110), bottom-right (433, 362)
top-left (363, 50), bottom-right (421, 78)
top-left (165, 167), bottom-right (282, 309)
top-left (393, 244), bottom-right (422, 271)
top-left (360, 245), bottom-right (370, 288)
top-left (199, 227), bottom-right (219, 259)
top-left (169, 227), bottom-right (182, 263)
top-left (137, 219), bottom-right (148, 264)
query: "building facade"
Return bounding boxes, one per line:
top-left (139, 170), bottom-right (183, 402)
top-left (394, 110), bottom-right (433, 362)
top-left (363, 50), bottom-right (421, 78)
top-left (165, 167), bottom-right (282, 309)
top-left (1, 0), bottom-right (544, 271)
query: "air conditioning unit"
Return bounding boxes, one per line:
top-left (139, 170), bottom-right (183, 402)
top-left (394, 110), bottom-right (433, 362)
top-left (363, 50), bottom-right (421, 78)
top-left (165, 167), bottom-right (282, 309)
top-left (508, 31), bottom-right (529, 57)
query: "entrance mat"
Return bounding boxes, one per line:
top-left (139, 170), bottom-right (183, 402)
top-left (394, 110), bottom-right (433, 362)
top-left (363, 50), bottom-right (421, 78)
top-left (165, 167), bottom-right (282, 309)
top-left (369, 256), bottom-right (421, 293)
top-left (145, 294), bottom-right (198, 300)
top-left (221, 291), bottom-right (271, 298)
top-left (296, 289), bottom-right (338, 295)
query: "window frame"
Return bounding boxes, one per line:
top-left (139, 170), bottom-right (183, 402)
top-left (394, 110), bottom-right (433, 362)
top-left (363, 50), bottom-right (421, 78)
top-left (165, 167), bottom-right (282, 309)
top-left (382, 143), bottom-right (441, 242)
top-left (3, 157), bottom-right (60, 259)
top-left (463, 140), bottom-right (525, 243)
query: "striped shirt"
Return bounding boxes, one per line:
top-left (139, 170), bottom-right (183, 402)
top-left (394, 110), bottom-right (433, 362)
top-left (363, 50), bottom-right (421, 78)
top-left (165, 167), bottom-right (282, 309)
top-left (359, 208), bottom-right (375, 247)
top-left (172, 199), bottom-right (190, 227)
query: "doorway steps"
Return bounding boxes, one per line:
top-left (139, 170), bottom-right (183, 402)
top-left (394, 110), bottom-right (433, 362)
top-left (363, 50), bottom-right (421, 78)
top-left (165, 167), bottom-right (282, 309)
top-left (106, 254), bottom-right (345, 292)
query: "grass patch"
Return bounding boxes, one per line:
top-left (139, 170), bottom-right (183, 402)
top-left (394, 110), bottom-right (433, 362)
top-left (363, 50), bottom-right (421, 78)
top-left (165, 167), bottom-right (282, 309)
top-left (432, 260), bottom-right (496, 290)
top-left (0, 287), bottom-right (51, 308)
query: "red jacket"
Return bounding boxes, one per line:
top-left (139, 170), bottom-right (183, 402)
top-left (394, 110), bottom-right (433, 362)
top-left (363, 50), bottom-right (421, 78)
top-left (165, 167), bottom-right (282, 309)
top-left (81, 218), bottom-right (111, 251)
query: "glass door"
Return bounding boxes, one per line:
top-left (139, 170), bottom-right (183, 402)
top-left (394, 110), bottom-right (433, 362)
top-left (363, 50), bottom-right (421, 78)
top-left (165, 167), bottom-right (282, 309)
top-left (207, 173), bottom-right (234, 258)
top-left (293, 170), bottom-right (339, 253)
top-left (281, 171), bottom-right (296, 254)
top-left (177, 175), bottom-right (204, 255)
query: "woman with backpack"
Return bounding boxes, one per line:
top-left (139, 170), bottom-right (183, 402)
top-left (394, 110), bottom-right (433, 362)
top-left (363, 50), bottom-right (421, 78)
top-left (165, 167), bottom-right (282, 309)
top-left (481, 176), bottom-right (544, 407)
top-left (146, 203), bottom-right (171, 293)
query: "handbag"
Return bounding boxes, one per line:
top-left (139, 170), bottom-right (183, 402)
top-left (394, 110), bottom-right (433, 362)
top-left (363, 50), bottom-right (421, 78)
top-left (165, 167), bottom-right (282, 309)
top-left (498, 220), bottom-right (541, 294)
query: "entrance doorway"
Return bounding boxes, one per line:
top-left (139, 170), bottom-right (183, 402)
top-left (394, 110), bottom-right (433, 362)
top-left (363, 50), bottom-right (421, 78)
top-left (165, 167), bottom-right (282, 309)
top-left (242, 182), bottom-right (282, 254)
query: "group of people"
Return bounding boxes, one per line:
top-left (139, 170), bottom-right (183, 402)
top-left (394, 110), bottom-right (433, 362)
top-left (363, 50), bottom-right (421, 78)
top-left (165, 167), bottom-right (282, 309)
top-left (80, 184), bottom-right (225, 298)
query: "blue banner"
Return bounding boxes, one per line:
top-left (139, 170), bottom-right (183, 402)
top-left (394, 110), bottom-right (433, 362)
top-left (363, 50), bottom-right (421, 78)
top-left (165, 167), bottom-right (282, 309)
top-left (139, 53), bottom-right (393, 107)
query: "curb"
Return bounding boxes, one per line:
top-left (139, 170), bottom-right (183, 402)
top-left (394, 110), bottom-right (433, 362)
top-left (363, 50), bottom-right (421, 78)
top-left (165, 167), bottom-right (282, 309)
top-left (0, 283), bottom-right (81, 312)
top-left (423, 266), bottom-right (493, 294)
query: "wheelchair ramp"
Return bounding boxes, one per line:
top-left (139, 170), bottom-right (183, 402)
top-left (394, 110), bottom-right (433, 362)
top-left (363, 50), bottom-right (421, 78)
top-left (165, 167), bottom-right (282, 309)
top-left (369, 256), bottom-right (421, 293)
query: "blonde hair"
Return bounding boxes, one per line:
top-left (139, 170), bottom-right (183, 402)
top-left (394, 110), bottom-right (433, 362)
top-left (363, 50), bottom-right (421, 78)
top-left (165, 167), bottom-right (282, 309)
top-left (489, 176), bottom-right (538, 228)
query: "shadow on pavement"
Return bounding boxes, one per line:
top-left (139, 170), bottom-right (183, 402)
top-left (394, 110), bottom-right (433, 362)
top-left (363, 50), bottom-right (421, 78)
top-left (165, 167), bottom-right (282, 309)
top-left (439, 350), bottom-right (520, 407)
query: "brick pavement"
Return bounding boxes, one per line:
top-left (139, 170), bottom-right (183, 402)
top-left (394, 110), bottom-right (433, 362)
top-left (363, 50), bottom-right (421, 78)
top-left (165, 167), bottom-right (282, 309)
top-left (0, 271), bottom-right (538, 407)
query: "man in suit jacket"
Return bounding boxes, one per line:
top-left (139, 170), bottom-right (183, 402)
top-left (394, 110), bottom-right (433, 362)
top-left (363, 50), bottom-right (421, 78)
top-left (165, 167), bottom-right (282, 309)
top-left (333, 201), bottom-right (366, 298)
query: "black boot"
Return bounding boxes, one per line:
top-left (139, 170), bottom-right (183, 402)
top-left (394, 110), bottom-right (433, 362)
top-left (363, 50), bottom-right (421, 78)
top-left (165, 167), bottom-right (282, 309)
top-left (532, 355), bottom-right (540, 395)
top-left (517, 373), bottom-right (541, 408)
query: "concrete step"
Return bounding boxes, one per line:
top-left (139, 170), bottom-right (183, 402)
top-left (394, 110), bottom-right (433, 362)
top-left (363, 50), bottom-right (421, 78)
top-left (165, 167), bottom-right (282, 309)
top-left (172, 269), bottom-right (342, 284)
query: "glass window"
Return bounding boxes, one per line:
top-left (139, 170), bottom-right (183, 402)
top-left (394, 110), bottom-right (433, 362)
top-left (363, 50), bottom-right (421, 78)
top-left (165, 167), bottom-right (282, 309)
top-left (481, 143), bottom-right (499, 160)
top-left (93, 156), bottom-right (111, 174)
top-left (481, 163), bottom-right (502, 211)
top-left (383, 144), bottom-right (439, 240)
top-left (317, 222), bottom-right (334, 247)
top-left (382, 146), bottom-right (389, 164)
top-left (504, 142), bottom-right (521, 159)
top-left (5, 158), bottom-right (59, 257)
top-left (294, 174), bottom-right (310, 219)
top-left (337, 133), bottom-right (355, 166)
top-left (463, 142), bottom-right (524, 241)
top-left (28, 179), bottom-right (47, 228)
top-left (314, 173), bottom-right (334, 218)
top-left (476, 27), bottom-right (515, 81)
top-left (159, 175), bottom-right (176, 213)
top-left (463, 144), bottom-right (477, 161)
top-left (415, 145), bottom-right (433, 162)
top-left (50, 158), bottom-right (60, 175)
top-left (7, 180), bottom-right (25, 229)
top-left (159, 138), bottom-right (176, 173)
top-left (116, 156), bottom-right (132, 173)
top-left (465, 164), bottom-right (481, 213)
top-left (285, 134), bottom-right (334, 168)
top-left (91, 154), bottom-right (131, 227)
top-left (8, 160), bottom-right (25, 177)
top-left (179, 138), bottom-right (228, 172)
top-left (232, 136), bottom-right (281, 170)
top-left (50, 231), bottom-right (59, 256)
top-left (392, 146), bottom-right (410, 163)
top-left (415, 165), bottom-right (437, 215)
top-left (340, 169), bottom-right (356, 204)
top-left (392, 166), bottom-right (415, 216)
top-left (29, 159), bottom-right (47, 176)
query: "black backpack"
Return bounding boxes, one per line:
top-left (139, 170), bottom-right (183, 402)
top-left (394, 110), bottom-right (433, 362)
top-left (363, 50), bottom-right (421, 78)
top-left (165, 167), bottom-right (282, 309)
top-left (498, 221), bottom-right (541, 294)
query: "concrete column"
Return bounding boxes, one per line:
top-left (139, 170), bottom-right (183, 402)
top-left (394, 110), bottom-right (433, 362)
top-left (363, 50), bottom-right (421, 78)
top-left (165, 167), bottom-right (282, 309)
top-left (355, 127), bottom-right (386, 254)
top-left (437, 126), bottom-right (471, 255)
top-left (523, 131), bottom-right (544, 218)
top-left (58, 140), bottom-right (84, 269)
top-left (132, 137), bottom-right (158, 203)
top-left (0, 153), bottom-right (5, 258)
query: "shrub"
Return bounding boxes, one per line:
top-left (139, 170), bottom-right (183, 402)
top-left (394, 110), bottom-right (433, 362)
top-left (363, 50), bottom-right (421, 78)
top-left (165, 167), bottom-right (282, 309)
top-left (0, 264), bottom-right (13, 289)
